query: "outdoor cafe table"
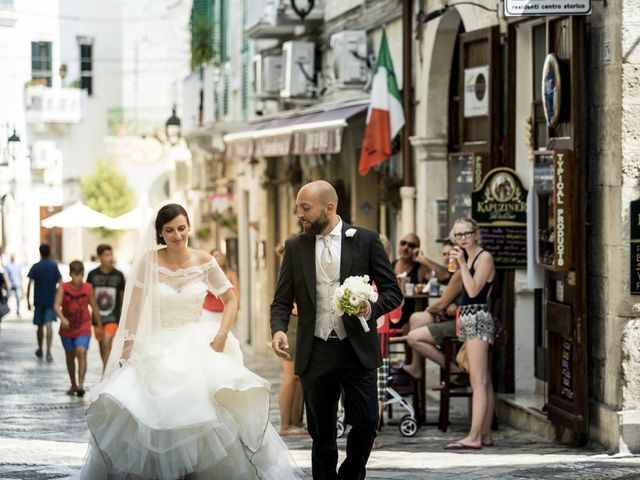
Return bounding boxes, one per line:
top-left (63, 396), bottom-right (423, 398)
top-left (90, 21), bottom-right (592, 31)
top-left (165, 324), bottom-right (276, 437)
top-left (390, 292), bottom-right (440, 425)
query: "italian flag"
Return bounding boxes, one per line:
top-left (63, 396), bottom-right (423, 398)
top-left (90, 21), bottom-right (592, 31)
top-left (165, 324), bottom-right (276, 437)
top-left (359, 30), bottom-right (405, 176)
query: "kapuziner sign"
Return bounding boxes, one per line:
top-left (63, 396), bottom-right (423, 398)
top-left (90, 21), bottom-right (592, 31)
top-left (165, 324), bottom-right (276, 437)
top-left (472, 168), bottom-right (528, 269)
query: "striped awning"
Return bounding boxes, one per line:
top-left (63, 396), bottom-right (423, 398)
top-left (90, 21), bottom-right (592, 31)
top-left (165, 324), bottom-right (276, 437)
top-left (223, 102), bottom-right (368, 159)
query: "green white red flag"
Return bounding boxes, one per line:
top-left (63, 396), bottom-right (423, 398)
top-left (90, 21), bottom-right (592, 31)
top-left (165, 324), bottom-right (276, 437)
top-left (358, 30), bottom-right (405, 176)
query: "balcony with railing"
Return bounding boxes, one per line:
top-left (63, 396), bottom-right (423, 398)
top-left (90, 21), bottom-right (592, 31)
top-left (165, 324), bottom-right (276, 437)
top-left (247, 0), bottom-right (323, 40)
top-left (25, 85), bottom-right (86, 125)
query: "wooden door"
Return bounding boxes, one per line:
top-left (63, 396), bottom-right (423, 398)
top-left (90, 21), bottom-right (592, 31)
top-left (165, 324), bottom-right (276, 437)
top-left (40, 206), bottom-right (63, 261)
top-left (542, 17), bottom-right (588, 434)
top-left (458, 26), bottom-right (501, 161)
top-left (532, 17), bottom-right (589, 434)
top-left (456, 26), bottom-right (515, 393)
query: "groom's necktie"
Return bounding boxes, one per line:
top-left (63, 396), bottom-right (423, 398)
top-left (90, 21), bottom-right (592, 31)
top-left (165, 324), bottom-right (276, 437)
top-left (321, 235), bottom-right (339, 280)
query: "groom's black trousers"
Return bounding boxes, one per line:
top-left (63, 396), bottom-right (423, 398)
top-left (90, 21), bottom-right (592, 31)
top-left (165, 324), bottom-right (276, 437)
top-left (300, 336), bottom-right (379, 480)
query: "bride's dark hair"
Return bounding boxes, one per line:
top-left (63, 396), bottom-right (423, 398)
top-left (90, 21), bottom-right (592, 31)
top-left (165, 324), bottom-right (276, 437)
top-left (155, 203), bottom-right (190, 244)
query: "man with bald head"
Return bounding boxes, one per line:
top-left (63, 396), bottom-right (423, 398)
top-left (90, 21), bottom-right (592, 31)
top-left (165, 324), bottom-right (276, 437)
top-left (271, 180), bottom-right (402, 480)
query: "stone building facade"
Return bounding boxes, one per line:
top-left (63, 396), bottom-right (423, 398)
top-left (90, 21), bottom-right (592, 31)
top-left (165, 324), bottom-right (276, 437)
top-left (411, 0), bottom-right (640, 453)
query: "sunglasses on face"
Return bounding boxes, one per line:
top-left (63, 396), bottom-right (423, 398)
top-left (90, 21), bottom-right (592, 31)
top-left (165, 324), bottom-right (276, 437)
top-left (453, 230), bottom-right (475, 240)
top-left (399, 239), bottom-right (418, 249)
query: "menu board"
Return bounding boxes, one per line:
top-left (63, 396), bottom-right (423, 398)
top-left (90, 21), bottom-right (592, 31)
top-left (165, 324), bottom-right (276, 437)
top-left (479, 226), bottom-right (527, 269)
top-left (560, 337), bottom-right (574, 401)
top-left (472, 167), bottom-right (528, 269)
top-left (448, 153), bottom-right (473, 230)
top-left (448, 152), bottom-right (486, 231)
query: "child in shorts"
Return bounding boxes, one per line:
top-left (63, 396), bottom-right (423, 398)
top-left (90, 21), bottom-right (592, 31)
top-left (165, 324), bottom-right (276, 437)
top-left (54, 261), bottom-right (102, 397)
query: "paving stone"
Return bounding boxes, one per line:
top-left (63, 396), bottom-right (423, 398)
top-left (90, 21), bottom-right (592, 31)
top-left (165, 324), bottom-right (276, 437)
top-left (2, 314), bottom-right (640, 479)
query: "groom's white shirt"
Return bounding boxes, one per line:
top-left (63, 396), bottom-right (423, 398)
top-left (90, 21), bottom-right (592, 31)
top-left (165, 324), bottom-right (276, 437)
top-left (314, 219), bottom-right (345, 340)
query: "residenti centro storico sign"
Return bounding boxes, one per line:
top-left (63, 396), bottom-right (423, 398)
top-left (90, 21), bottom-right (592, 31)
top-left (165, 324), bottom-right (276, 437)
top-left (472, 168), bottom-right (528, 269)
top-left (504, 0), bottom-right (591, 16)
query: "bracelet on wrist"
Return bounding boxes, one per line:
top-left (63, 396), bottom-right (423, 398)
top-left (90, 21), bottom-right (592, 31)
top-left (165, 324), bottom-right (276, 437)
top-left (217, 329), bottom-right (229, 336)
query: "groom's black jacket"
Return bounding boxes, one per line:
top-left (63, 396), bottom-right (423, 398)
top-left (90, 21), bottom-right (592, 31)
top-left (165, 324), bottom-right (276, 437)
top-left (270, 223), bottom-right (403, 376)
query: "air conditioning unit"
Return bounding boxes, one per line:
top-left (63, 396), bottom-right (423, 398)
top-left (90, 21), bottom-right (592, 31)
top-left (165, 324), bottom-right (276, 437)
top-left (280, 40), bottom-right (315, 98)
top-left (330, 30), bottom-right (367, 85)
top-left (254, 54), bottom-right (282, 98)
top-left (30, 141), bottom-right (58, 170)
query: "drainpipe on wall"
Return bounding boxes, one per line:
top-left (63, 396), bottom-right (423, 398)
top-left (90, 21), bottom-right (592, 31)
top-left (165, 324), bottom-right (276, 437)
top-left (401, 0), bottom-right (416, 236)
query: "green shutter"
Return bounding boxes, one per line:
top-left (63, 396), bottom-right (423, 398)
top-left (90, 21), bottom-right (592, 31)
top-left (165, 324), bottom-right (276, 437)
top-left (190, 0), bottom-right (214, 70)
top-left (223, 71), bottom-right (229, 116)
top-left (212, 0), bottom-right (221, 58)
top-left (241, 0), bottom-right (248, 120)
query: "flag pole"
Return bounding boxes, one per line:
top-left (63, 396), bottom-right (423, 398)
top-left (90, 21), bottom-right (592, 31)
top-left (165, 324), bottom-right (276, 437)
top-left (402, 0), bottom-right (414, 187)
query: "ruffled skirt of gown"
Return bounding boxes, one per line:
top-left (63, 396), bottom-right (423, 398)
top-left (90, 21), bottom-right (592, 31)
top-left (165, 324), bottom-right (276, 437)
top-left (80, 317), bottom-right (301, 479)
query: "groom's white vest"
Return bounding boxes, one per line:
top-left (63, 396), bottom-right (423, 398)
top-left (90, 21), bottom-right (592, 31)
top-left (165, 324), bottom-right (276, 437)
top-left (314, 241), bottom-right (347, 340)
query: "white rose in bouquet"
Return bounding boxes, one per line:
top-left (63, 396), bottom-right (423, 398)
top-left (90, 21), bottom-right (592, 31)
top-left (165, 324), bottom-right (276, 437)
top-left (332, 275), bottom-right (378, 332)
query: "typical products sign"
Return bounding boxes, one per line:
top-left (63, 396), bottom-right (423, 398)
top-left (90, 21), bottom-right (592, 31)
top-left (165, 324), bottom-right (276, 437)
top-left (504, 0), bottom-right (591, 16)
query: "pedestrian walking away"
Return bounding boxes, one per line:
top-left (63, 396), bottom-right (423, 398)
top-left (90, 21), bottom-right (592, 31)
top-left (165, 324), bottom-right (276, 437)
top-left (275, 237), bottom-right (307, 437)
top-left (271, 180), bottom-right (403, 480)
top-left (86, 244), bottom-right (125, 371)
top-left (54, 260), bottom-right (103, 397)
top-left (5, 254), bottom-right (23, 317)
top-left (27, 244), bottom-right (62, 363)
top-left (0, 265), bottom-right (10, 325)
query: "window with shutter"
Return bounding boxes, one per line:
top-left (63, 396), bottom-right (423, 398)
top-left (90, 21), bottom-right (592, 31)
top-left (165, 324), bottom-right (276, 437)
top-left (31, 41), bottom-right (52, 86)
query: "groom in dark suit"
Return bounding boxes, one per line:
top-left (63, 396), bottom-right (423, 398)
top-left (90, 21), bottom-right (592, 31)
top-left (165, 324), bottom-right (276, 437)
top-left (271, 181), bottom-right (403, 480)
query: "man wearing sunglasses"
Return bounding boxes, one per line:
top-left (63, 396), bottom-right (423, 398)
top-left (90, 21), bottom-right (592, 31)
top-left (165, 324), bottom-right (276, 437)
top-left (392, 234), bottom-right (450, 327)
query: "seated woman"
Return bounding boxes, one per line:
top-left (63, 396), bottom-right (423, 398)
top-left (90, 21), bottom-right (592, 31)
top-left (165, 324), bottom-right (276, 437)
top-left (402, 240), bottom-right (463, 379)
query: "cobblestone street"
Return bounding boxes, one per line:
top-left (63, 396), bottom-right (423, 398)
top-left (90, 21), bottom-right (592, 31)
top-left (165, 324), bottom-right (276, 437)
top-left (1, 314), bottom-right (639, 479)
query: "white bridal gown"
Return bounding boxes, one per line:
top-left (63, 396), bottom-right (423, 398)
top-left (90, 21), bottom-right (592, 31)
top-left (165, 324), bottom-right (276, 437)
top-left (81, 259), bottom-right (301, 479)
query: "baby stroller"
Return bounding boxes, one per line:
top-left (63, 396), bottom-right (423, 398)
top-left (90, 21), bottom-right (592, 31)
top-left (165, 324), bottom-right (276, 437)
top-left (336, 310), bottom-right (418, 438)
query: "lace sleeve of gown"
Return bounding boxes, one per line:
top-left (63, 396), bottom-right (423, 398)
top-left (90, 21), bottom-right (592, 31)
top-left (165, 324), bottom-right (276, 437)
top-left (103, 251), bottom-right (158, 377)
top-left (206, 260), bottom-right (233, 296)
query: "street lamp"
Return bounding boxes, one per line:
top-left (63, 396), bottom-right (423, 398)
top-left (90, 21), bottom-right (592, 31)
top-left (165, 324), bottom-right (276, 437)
top-left (1, 129), bottom-right (20, 167)
top-left (165, 106), bottom-right (181, 146)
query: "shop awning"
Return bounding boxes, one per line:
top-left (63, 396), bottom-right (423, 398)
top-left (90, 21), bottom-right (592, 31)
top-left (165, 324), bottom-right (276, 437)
top-left (223, 102), bottom-right (368, 159)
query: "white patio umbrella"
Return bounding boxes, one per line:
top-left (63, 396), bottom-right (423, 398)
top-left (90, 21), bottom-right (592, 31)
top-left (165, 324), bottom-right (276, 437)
top-left (41, 201), bottom-right (116, 229)
top-left (110, 206), bottom-right (154, 230)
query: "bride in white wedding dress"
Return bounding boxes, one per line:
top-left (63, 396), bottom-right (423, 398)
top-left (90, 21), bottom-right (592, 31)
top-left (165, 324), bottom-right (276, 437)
top-left (81, 203), bottom-right (301, 479)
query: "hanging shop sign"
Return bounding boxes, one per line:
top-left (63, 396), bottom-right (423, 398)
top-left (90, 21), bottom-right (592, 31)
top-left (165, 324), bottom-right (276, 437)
top-left (472, 167), bottom-right (528, 269)
top-left (629, 199), bottom-right (640, 294)
top-left (463, 66), bottom-right (489, 118)
top-left (542, 54), bottom-right (562, 128)
top-left (504, 0), bottom-right (591, 17)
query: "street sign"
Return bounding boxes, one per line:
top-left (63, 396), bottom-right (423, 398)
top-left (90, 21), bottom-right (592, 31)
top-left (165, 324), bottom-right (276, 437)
top-left (504, 0), bottom-right (591, 17)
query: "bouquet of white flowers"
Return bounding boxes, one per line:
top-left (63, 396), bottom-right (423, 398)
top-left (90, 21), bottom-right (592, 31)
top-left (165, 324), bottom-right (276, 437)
top-left (332, 275), bottom-right (379, 332)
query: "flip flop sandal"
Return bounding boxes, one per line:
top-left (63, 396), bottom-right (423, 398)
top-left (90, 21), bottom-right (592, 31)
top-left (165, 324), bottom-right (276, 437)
top-left (444, 441), bottom-right (482, 450)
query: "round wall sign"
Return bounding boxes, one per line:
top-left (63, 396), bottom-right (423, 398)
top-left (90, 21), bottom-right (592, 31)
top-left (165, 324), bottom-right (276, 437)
top-left (542, 53), bottom-right (562, 128)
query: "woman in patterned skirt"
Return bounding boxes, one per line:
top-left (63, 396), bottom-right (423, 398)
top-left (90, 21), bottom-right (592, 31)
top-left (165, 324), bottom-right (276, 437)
top-left (445, 218), bottom-right (496, 450)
